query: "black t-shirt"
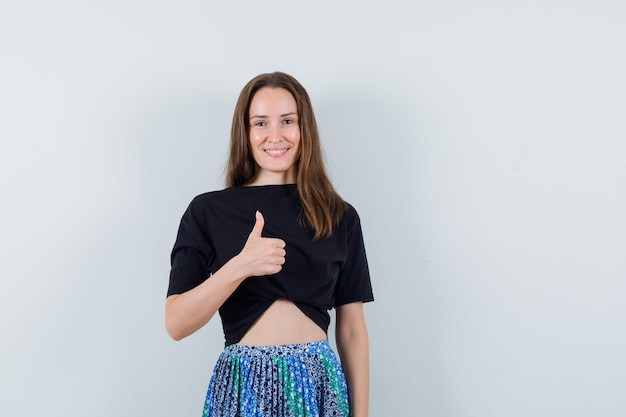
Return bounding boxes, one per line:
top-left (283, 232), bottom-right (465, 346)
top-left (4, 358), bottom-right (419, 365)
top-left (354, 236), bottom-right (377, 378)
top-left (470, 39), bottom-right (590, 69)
top-left (168, 184), bottom-right (374, 346)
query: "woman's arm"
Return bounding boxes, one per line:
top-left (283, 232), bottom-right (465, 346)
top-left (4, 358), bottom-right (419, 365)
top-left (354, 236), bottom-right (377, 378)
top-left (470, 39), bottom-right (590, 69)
top-left (165, 211), bottom-right (285, 340)
top-left (335, 302), bottom-right (370, 417)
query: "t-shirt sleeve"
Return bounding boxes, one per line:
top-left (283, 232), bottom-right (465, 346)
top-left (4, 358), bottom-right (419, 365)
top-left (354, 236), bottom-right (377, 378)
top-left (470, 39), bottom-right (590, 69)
top-left (167, 197), bottom-right (214, 297)
top-left (333, 205), bottom-right (374, 307)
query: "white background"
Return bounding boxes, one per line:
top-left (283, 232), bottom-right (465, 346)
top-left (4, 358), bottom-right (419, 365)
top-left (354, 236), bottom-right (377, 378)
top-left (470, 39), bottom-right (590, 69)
top-left (1, 1), bottom-right (625, 416)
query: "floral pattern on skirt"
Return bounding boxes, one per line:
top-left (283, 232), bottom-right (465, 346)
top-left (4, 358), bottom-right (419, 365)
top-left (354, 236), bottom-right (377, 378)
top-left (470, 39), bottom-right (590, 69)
top-left (202, 340), bottom-right (350, 417)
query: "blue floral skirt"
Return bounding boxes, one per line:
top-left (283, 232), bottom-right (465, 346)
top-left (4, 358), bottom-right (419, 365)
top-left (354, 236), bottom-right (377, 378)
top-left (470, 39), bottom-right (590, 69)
top-left (202, 340), bottom-right (350, 417)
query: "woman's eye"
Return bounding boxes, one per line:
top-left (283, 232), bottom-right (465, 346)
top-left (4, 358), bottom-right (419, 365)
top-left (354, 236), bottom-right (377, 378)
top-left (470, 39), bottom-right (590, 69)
top-left (254, 121), bottom-right (266, 127)
top-left (283, 119), bottom-right (294, 125)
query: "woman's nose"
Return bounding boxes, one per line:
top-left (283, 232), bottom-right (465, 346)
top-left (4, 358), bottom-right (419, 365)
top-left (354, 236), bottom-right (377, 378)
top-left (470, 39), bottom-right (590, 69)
top-left (268, 125), bottom-right (281, 142)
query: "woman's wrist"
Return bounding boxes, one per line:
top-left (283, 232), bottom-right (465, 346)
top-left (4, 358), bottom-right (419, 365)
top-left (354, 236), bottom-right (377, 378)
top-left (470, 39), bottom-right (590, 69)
top-left (222, 255), bottom-right (251, 284)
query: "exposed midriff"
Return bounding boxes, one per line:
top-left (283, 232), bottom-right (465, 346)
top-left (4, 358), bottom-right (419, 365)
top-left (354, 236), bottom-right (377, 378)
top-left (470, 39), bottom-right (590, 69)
top-left (237, 298), bottom-right (327, 346)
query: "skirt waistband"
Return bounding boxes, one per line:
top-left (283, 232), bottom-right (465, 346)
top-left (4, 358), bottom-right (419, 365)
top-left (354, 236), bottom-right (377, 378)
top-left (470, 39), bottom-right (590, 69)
top-left (225, 339), bottom-right (331, 357)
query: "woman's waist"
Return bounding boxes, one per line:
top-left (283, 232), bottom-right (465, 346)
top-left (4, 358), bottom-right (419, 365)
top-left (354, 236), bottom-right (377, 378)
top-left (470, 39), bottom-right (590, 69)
top-left (235, 298), bottom-right (328, 346)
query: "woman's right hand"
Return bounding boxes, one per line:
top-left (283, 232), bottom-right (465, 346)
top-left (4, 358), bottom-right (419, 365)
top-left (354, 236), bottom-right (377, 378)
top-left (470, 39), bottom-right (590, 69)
top-left (166, 210), bottom-right (286, 341)
top-left (236, 211), bottom-right (286, 277)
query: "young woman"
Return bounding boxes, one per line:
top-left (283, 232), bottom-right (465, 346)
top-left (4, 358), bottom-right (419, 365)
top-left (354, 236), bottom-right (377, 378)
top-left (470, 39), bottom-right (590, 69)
top-left (166, 72), bottom-right (374, 417)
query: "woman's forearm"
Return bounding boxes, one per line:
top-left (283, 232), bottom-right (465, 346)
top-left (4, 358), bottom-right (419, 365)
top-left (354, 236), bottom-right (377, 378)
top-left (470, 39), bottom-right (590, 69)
top-left (165, 257), bottom-right (247, 340)
top-left (336, 303), bottom-right (370, 417)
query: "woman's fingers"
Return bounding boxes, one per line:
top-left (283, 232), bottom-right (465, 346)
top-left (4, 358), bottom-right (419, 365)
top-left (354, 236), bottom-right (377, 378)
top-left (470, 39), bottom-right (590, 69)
top-left (240, 211), bottom-right (286, 276)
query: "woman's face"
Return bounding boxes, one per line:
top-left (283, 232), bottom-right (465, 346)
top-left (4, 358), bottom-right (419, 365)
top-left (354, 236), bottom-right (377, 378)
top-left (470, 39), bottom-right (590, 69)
top-left (247, 87), bottom-right (300, 185)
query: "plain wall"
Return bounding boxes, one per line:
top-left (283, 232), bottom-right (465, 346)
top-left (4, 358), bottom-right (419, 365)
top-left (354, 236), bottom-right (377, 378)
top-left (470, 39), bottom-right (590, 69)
top-left (1, 1), bottom-right (625, 416)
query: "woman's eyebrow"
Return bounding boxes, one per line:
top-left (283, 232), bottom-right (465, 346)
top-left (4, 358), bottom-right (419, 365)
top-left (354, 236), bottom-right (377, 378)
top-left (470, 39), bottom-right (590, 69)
top-left (249, 112), bottom-right (297, 119)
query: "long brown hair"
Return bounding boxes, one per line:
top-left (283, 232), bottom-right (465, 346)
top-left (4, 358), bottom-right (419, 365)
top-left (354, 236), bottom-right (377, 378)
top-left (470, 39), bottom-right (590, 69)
top-left (226, 71), bottom-right (345, 239)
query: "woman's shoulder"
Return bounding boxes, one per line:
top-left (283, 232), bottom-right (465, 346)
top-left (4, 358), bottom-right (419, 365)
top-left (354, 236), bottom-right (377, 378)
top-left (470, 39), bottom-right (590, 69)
top-left (190, 187), bottom-right (235, 202)
top-left (182, 188), bottom-right (239, 216)
top-left (337, 201), bottom-right (364, 231)
top-left (342, 199), bottom-right (361, 218)
top-left (184, 188), bottom-right (220, 207)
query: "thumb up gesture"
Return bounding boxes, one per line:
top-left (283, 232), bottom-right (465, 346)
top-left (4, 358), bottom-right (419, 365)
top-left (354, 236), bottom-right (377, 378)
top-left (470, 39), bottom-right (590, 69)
top-left (237, 211), bottom-right (286, 277)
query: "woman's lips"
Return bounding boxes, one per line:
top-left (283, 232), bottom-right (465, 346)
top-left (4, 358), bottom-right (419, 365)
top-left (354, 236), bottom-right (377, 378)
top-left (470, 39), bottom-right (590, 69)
top-left (264, 148), bottom-right (289, 157)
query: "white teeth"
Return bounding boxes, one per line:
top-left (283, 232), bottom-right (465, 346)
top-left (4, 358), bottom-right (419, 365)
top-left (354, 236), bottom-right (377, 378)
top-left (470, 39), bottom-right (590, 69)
top-left (265, 149), bottom-right (287, 155)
